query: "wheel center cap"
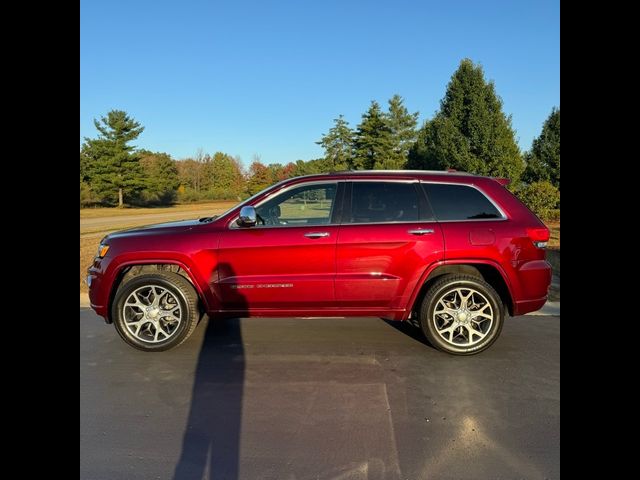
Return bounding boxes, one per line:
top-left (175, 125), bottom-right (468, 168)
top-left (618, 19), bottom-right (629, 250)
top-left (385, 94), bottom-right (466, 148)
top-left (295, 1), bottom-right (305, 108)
top-left (146, 307), bottom-right (160, 319)
top-left (458, 312), bottom-right (468, 322)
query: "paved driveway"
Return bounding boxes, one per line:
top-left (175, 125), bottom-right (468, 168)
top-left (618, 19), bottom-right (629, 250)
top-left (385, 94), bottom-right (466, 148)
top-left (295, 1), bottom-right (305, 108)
top-left (80, 310), bottom-right (559, 480)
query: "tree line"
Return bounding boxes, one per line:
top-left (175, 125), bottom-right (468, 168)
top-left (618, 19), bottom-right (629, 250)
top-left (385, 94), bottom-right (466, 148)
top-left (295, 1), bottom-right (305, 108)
top-left (80, 59), bottom-right (559, 218)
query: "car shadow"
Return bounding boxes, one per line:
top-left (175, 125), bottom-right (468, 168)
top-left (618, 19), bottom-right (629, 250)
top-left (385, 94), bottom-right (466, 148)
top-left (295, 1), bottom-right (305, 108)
top-left (382, 318), bottom-right (437, 350)
top-left (173, 263), bottom-right (247, 480)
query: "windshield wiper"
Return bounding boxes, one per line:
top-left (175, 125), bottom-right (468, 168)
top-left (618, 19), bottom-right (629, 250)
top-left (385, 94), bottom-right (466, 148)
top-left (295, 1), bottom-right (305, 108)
top-left (198, 215), bottom-right (218, 223)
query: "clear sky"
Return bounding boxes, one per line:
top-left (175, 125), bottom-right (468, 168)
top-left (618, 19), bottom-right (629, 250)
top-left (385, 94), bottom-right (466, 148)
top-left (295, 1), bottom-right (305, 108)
top-left (80, 0), bottom-right (559, 167)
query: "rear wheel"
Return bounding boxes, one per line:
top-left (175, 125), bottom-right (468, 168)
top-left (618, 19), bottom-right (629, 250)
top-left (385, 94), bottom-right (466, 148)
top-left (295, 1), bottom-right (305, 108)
top-left (419, 274), bottom-right (504, 355)
top-left (112, 272), bottom-right (200, 352)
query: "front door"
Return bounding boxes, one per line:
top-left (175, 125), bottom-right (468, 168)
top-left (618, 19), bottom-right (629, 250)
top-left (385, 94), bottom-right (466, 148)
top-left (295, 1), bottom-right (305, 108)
top-left (335, 181), bottom-right (444, 311)
top-left (217, 181), bottom-right (342, 312)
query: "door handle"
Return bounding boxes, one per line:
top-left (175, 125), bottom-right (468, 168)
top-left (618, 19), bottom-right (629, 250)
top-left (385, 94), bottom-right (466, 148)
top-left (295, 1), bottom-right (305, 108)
top-left (408, 228), bottom-right (434, 236)
top-left (304, 232), bottom-right (330, 238)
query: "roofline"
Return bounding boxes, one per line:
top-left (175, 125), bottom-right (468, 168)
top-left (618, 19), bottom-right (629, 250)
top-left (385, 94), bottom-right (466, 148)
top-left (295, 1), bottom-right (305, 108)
top-left (289, 169), bottom-right (477, 181)
top-left (327, 169), bottom-right (474, 176)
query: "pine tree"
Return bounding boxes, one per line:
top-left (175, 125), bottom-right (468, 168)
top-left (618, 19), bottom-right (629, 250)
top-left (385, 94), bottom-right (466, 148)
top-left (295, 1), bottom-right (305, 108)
top-left (82, 110), bottom-right (146, 207)
top-left (316, 115), bottom-right (353, 171)
top-left (202, 152), bottom-right (246, 199)
top-left (408, 59), bottom-right (524, 181)
top-left (353, 101), bottom-right (394, 170)
top-left (138, 151), bottom-right (180, 205)
top-left (386, 94), bottom-right (419, 168)
top-left (522, 107), bottom-right (560, 188)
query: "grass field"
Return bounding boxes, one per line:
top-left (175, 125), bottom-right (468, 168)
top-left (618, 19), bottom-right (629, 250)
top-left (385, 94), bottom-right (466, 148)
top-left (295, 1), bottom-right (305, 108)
top-left (80, 203), bottom-right (561, 294)
top-left (80, 201), bottom-right (238, 219)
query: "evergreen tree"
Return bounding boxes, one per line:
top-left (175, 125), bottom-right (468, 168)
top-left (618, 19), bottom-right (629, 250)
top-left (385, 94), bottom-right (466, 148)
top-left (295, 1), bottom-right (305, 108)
top-left (353, 101), bottom-right (394, 170)
top-left (82, 110), bottom-right (146, 207)
top-left (138, 151), bottom-right (180, 205)
top-left (522, 107), bottom-right (560, 188)
top-left (316, 115), bottom-right (353, 171)
top-left (202, 152), bottom-right (246, 199)
top-left (386, 94), bottom-right (419, 168)
top-left (408, 59), bottom-right (524, 181)
top-left (80, 148), bottom-right (92, 183)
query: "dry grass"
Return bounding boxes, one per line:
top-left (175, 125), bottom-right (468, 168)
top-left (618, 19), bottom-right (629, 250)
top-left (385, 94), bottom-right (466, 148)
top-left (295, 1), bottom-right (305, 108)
top-left (80, 201), bottom-right (237, 219)
top-left (545, 220), bottom-right (560, 250)
top-left (81, 236), bottom-right (100, 292)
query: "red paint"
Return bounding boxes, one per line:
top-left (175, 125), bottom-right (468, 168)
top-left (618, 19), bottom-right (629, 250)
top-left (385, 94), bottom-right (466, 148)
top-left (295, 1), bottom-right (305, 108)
top-left (335, 222), bottom-right (444, 310)
top-left (217, 225), bottom-right (339, 309)
top-left (87, 171), bottom-right (552, 322)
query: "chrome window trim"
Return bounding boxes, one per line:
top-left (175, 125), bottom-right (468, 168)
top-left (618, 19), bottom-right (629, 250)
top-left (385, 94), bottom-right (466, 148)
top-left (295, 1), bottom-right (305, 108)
top-left (228, 180), bottom-right (342, 229)
top-left (420, 180), bottom-right (508, 222)
top-left (227, 178), bottom-right (509, 229)
top-left (338, 220), bottom-right (437, 226)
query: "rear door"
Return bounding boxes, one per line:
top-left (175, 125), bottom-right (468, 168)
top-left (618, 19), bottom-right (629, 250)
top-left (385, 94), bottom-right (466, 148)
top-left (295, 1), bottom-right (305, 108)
top-left (216, 181), bottom-right (343, 311)
top-left (335, 180), bottom-right (444, 310)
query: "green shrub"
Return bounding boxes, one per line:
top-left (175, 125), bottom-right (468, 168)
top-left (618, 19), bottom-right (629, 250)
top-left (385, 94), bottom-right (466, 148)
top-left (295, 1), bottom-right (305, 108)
top-left (129, 189), bottom-right (177, 207)
top-left (516, 181), bottom-right (560, 220)
top-left (80, 182), bottom-right (101, 208)
top-left (176, 188), bottom-right (203, 203)
top-left (176, 187), bottom-right (245, 203)
top-left (545, 209), bottom-right (560, 222)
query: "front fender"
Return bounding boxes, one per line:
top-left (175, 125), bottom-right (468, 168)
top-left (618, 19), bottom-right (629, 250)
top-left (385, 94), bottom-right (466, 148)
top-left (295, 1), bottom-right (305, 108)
top-left (89, 250), bottom-right (218, 322)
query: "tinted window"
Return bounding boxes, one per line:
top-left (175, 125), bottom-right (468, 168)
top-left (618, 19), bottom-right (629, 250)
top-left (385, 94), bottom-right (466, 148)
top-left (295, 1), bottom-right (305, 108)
top-left (255, 183), bottom-right (336, 227)
top-left (424, 184), bottom-right (502, 220)
top-left (348, 182), bottom-right (419, 223)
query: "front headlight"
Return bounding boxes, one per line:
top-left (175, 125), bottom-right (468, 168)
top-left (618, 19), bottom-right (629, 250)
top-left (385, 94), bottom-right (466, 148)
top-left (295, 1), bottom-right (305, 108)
top-left (96, 243), bottom-right (110, 258)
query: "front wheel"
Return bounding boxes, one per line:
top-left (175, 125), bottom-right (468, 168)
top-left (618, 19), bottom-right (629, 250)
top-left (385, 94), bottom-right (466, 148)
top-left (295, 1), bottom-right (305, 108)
top-left (112, 272), bottom-right (200, 352)
top-left (419, 274), bottom-right (505, 355)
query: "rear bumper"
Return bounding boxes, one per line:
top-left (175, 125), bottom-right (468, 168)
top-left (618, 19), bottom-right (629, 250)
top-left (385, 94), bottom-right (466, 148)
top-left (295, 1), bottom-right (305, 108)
top-left (513, 259), bottom-right (552, 315)
top-left (514, 297), bottom-right (548, 316)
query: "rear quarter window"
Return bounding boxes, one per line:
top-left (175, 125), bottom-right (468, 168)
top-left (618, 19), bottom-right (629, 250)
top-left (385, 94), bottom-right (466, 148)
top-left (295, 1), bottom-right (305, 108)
top-left (423, 183), bottom-right (503, 221)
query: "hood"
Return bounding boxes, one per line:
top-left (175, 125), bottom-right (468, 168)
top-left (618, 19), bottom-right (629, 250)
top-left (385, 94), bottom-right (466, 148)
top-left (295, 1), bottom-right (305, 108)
top-left (105, 218), bottom-right (211, 240)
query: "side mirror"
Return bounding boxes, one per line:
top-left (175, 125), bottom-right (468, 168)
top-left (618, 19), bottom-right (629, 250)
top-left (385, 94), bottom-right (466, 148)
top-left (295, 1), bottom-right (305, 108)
top-left (237, 206), bottom-right (257, 227)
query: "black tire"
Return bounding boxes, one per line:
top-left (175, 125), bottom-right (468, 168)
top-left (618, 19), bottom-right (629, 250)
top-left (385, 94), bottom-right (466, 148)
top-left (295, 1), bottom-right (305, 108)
top-left (112, 272), bottom-right (200, 352)
top-left (419, 274), bottom-right (505, 355)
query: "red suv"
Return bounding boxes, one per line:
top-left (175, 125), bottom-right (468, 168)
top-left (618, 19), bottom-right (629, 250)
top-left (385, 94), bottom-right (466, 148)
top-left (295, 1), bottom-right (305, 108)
top-left (87, 170), bottom-right (551, 355)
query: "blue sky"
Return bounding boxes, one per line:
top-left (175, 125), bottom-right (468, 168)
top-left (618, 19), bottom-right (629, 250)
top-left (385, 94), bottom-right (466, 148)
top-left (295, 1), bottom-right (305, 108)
top-left (80, 0), bottom-right (559, 167)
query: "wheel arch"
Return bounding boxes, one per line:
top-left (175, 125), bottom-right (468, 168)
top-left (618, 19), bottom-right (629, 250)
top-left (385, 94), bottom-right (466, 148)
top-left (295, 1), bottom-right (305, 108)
top-left (408, 261), bottom-right (515, 318)
top-left (106, 260), bottom-right (208, 324)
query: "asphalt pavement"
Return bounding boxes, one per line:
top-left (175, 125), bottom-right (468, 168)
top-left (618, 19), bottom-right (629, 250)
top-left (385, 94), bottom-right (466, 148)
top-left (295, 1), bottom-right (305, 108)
top-left (80, 309), bottom-right (559, 480)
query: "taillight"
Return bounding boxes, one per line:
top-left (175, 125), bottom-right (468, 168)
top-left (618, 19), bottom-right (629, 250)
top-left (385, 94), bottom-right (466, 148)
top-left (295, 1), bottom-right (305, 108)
top-left (526, 227), bottom-right (550, 249)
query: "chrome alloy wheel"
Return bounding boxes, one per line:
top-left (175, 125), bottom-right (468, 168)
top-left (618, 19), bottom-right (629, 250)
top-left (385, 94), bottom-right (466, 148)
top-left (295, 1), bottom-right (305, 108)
top-left (122, 285), bottom-right (183, 343)
top-left (432, 287), bottom-right (494, 347)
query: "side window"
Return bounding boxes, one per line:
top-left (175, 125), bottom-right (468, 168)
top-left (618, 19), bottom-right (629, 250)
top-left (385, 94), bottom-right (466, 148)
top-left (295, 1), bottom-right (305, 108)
top-left (348, 182), bottom-right (419, 223)
top-left (255, 183), bottom-right (337, 227)
top-left (423, 183), bottom-right (502, 221)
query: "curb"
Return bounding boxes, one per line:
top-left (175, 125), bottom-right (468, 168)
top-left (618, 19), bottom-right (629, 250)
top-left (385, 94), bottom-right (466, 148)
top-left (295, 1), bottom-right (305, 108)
top-left (527, 301), bottom-right (560, 316)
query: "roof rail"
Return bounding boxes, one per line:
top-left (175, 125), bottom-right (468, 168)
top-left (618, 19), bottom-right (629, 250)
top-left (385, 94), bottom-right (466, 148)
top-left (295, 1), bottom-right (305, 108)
top-left (327, 169), bottom-right (471, 175)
